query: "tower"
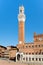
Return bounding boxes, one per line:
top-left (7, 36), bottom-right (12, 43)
top-left (18, 6), bottom-right (26, 44)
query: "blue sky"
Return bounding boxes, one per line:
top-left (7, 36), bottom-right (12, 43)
top-left (0, 0), bottom-right (43, 46)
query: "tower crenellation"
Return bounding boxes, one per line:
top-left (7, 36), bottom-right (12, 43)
top-left (18, 6), bottom-right (26, 22)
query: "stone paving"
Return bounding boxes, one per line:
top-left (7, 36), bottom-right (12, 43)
top-left (0, 59), bottom-right (43, 65)
top-left (0, 59), bottom-right (27, 65)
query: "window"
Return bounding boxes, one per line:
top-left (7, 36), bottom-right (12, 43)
top-left (39, 58), bottom-right (41, 61)
top-left (32, 45), bottom-right (34, 48)
top-left (26, 46), bottom-right (28, 48)
top-left (32, 53), bottom-right (34, 55)
top-left (35, 45), bottom-right (37, 47)
top-left (2, 52), bottom-right (4, 53)
top-left (39, 45), bottom-right (40, 47)
top-left (32, 58), bottom-right (34, 61)
top-left (35, 52), bottom-right (38, 55)
top-left (29, 46), bottom-right (31, 48)
top-left (23, 58), bottom-right (25, 60)
top-left (36, 58), bottom-right (38, 61)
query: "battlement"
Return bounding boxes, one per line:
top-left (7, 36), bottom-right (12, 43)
top-left (34, 33), bottom-right (43, 42)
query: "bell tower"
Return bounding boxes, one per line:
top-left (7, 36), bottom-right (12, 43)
top-left (18, 6), bottom-right (26, 44)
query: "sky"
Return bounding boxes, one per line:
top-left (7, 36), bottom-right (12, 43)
top-left (0, 0), bottom-right (43, 47)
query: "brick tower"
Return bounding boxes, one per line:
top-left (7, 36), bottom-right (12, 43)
top-left (18, 6), bottom-right (26, 44)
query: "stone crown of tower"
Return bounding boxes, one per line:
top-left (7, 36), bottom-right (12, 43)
top-left (18, 6), bottom-right (26, 22)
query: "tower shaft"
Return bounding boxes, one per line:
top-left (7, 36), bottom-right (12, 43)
top-left (19, 21), bottom-right (24, 44)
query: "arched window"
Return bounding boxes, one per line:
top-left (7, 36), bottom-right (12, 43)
top-left (35, 52), bottom-right (38, 55)
top-left (23, 57), bottom-right (25, 60)
top-left (39, 45), bottom-right (40, 47)
top-left (32, 58), bottom-right (34, 61)
top-left (29, 46), bottom-right (31, 48)
top-left (17, 54), bottom-right (20, 61)
top-left (32, 45), bottom-right (34, 48)
top-left (39, 58), bottom-right (41, 61)
top-left (35, 45), bottom-right (37, 47)
top-left (36, 58), bottom-right (38, 61)
top-left (32, 53), bottom-right (34, 55)
top-left (26, 53), bottom-right (28, 55)
top-left (26, 46), bottom-right (28, 48)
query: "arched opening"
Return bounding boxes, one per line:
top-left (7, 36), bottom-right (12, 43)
top-left (17, 54), bottom-right (20, 61)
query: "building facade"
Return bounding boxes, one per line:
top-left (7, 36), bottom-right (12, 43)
top-left (16, 6), bottom-right (43, 63)
top-left (0, 6), bottom-right (43, 63)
